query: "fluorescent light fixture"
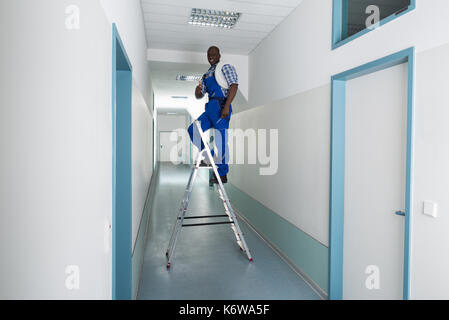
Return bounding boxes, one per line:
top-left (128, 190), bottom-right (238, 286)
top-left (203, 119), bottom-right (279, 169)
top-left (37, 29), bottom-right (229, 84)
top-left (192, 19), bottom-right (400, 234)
top-left (176, 75), bottom-right (203, 81)
top-left (188, 8), bottom-right (241, 29)
top-left (171, 96), bottom-right (188, 99)
top-left (167, 112), bottom-right (177, 115)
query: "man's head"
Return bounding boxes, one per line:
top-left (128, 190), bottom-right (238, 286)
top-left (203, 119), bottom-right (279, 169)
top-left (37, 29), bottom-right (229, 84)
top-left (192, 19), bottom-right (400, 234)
top-left (207, 46), bottom-right (221, 66)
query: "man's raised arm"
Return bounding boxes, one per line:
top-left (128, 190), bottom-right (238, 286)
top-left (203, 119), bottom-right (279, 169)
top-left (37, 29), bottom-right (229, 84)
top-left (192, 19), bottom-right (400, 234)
top-left (195, 81), bottom-right (204, 99)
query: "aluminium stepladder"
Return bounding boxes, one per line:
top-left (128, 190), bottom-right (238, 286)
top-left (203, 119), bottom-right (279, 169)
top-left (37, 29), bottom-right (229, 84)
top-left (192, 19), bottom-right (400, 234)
top-left (165, 120), bottom-right (253, 269)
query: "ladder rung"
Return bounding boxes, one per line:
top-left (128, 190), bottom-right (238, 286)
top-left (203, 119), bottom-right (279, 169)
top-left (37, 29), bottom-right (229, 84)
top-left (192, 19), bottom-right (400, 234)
top-left (182, 221), bottom-right (234, 227)
top-left (179, 215), bottom-right (229, 220)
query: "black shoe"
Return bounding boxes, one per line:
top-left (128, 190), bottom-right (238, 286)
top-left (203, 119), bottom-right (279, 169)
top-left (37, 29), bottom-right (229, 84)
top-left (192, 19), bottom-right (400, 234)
top-left (210, 174), bottom-right (228, 184)
top-left (199, 160), bottom-right (212, 167)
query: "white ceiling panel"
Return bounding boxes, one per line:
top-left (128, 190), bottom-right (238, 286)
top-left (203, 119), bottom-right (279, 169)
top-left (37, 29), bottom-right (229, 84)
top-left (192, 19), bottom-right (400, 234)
top-left (148, 41), bottom-right (252, 55)
top-left (148, 41), bottom-right (255, 55)
top-left (146, 22), bottom-right (267, 39)
top-left (147, 30), bottom-right (262, 44)
top-left (142, 0), bottom-right (297, 16)
top-left (229, 0), bottom-right (303, 8)
top-left (141, 0), bottom-right (303, 55)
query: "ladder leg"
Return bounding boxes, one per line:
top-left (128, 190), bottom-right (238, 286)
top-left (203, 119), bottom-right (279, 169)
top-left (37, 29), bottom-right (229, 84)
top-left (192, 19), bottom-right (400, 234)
top-left (166, 203), bottom-right (186, 257)
top-left (167, 198), bottom-right (190, 267)
top-left (218, 188), bottom-right (243, 249)
top-left (166, 167), bottom-right (195, 255)
top-left (166, 150), bottom-right (204, 267)
top-left (193, 121), bottom-right (253, 261)
top-left (217, 187), bottom-right (252, 261)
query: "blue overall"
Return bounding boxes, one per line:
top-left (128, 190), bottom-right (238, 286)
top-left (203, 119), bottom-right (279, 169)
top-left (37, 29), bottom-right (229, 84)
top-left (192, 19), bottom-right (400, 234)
top-left (188, 69), bottom-right (232, 177)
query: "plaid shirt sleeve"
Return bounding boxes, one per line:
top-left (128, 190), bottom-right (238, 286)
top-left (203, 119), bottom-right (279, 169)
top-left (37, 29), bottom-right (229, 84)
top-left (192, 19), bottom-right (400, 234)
top-left (201, 73), bottom-right (207, 95)
top-left (222, 64), bottom-right (238, 86)
top-left (201, 79), bottom-right (207, 95)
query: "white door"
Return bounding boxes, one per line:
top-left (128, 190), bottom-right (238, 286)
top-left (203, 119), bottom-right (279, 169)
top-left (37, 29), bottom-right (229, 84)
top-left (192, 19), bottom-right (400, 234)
top-left (159, 131), bottom-right (178, 163)
top-left (343, 63), bottom-right (408, 299)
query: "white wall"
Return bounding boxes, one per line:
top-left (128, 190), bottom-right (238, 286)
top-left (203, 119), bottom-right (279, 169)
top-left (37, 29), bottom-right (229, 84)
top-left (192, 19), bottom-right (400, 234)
top-left (132, 81), bottom-right (154, 250)
top-left (0, 0), bottom-right (154, 299)
top-left (411, 41), bottom-right (449, 299)
top-left (249, 0), bottom-right (449, 107)
top-left (100, 0), bottom-right (156, 265)
top-left (233, 0), bottom-right (449, 299)
top-left (229, 85), bottom-right (330, 245)
top-left (0, 0), bottom-right (113, 299)
top-left (100, 0), bottom-right (152, 106)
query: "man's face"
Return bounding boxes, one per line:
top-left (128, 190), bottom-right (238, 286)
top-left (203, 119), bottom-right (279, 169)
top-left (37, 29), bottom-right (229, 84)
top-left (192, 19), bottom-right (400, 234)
top-left (207, 48), bottom-right (220, 66)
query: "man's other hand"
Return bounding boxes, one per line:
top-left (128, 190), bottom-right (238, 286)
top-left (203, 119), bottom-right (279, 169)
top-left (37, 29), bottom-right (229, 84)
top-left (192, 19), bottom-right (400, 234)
top-left (195, 81), bottom-right (204, 99)
top-left (221, 105), bottom-right (230, 118)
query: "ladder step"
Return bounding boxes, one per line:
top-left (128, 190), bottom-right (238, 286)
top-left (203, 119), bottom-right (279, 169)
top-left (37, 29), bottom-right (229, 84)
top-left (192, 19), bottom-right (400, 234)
top-left (182, 221), bottom-right (234, 227)
top-left (179, 215), bottom-right (229, 220)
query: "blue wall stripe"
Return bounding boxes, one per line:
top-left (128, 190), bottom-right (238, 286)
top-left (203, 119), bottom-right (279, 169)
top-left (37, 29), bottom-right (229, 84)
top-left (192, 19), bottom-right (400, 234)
top-left (225, 183), bottom-right (329, 293)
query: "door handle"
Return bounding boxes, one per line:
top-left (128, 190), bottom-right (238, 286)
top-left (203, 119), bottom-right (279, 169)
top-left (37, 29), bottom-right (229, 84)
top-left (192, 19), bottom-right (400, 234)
top-left (395, 211), bottom-right (406, 217)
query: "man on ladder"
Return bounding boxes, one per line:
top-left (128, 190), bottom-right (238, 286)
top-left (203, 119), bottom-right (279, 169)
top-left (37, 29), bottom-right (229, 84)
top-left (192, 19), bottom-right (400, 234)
top-left (187, 46), bottom-right (238, 184)
top-left (166, 47), bottom-right (252, 269)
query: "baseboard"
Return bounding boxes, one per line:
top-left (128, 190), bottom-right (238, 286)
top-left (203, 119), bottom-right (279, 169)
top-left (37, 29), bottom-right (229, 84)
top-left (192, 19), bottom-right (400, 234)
top-left (132, 163), bottom-right (160, 300)
top-left (232, 206), bottom-right (328, 300)
top-left (225, 183), bottom-right (329, 297)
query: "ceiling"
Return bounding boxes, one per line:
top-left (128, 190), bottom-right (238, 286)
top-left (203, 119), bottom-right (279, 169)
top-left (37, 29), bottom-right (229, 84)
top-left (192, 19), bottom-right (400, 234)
top-left (141, 0), bottom-right (303, 55)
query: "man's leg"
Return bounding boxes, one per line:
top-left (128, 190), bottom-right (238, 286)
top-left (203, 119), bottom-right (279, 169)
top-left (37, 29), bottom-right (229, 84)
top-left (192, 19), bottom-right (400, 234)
top-left (188, 112), bottom-right (212, 151)
top-left (213, 113), bottom-right (231, 177)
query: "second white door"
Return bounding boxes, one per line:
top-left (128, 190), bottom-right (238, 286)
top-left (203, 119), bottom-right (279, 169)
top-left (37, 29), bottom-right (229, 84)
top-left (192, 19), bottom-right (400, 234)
top-left (160, 131), bottom-right (178, 163)
top-left (343, 63), bottom-right (408, 299)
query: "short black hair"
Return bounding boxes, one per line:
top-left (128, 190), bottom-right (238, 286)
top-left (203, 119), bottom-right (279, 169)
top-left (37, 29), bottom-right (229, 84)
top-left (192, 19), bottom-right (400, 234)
top-left (207, 46), bottom-right (220, 54)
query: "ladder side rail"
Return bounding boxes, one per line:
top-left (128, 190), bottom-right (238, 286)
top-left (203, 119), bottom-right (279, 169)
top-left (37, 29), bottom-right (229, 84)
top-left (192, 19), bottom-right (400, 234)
top-left (167, 151), bottom-right (204, 261)
top-left (194, 120), bottom-right (252, 261)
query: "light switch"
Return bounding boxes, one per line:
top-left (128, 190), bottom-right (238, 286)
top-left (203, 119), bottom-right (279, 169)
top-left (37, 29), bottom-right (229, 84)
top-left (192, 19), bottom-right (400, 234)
top-left (423, 201), bottom-right (438, 218)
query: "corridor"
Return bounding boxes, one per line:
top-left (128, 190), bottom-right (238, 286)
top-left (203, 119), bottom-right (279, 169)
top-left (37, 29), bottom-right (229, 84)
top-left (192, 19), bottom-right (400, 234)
top-left (137, 163), bottom-right (320, 300)
top-left (2, 0), bottom-right (449, 302)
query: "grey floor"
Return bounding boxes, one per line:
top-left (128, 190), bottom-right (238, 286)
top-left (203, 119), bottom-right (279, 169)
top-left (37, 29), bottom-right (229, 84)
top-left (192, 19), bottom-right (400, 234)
top-left (137, 163), bottom-right (321, 300)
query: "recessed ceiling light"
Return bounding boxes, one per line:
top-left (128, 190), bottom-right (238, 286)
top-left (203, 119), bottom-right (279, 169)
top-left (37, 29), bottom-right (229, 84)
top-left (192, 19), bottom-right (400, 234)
top-left (176, 75), bottom-right (203, 81)
top-left (188, 8), bottom-right (241, 29)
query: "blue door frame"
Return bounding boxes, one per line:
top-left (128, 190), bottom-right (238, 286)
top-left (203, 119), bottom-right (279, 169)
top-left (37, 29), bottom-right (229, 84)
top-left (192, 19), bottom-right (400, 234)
top-left (112, 24), bottom-right (133, 300)
top-left (329, 47), bottom-right (415, 300)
